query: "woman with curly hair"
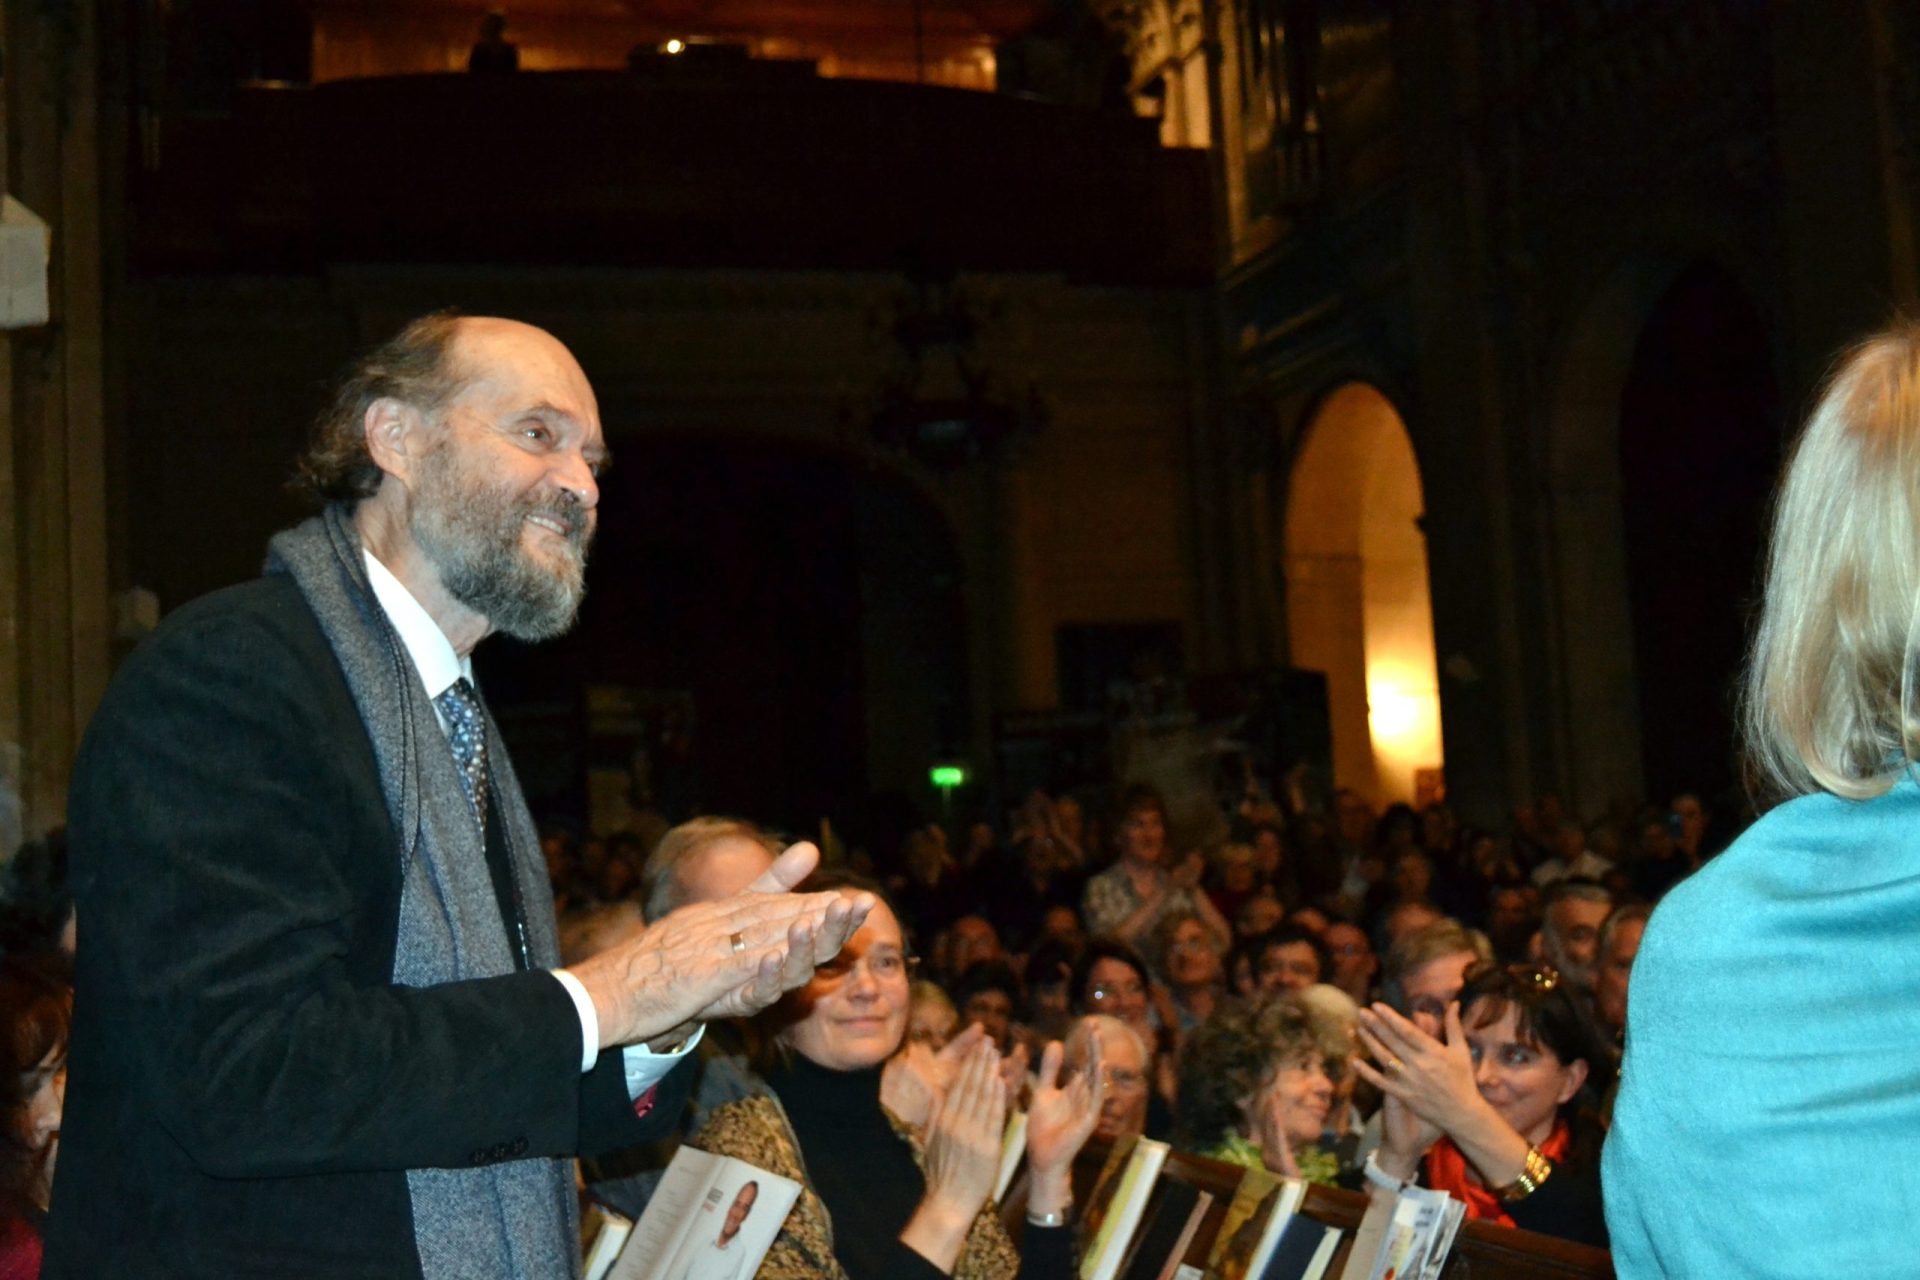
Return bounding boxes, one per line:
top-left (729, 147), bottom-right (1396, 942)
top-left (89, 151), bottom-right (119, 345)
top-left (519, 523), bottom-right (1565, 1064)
top-left (1354, 962), bottom-right (1607, 1247)
top-left (1173, 996), bottom-right (1338, 1186)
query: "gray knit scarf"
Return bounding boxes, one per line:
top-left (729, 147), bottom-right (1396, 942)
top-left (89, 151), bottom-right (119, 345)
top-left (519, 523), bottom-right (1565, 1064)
top-left (267, 506), bottom-right (579, 1280)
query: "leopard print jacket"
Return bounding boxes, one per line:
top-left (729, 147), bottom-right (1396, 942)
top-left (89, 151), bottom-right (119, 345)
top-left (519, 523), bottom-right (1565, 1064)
top-left (692, 1094), bottom-right (1022, 1280)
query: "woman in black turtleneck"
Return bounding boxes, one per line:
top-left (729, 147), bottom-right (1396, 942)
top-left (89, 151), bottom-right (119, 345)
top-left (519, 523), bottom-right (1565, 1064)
top-left (694, 880), bottom-right (1101, 1280)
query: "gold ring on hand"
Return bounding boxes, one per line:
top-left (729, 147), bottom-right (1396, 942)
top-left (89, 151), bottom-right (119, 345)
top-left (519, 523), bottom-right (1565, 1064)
top-left (729, 931), bottom-right (747, 954)
top-left (1387, 1055), bottom-right (1404, 1073)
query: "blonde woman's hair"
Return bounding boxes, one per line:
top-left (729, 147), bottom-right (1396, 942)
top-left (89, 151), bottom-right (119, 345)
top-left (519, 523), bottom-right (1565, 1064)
top-left (1743, 325), bottom-right (1920, 802)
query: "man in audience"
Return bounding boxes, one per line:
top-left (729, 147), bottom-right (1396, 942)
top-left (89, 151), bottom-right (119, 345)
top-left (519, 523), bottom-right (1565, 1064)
top-left (1376, 898), bottom-right (1443, 950)
top-left (593, 817), bottom-right (786, 1218)
top-left (1593, 903), bottom-right (1650, 1040)
top-left (951, 961), bottom-right (1020, 1052)
top-left (1321, 919), bottom-right (1377, 1004)
top-left (1065, 1015), bottom-right (1151, 1145)
top-left (945, 914), bottom-right (1004, 981)
top-left (1628, 811), bottom-right (1693, 902)
top-left (1253, 925), bottom-right (1329, 995)
top-left (1382, 919), bottom-right (1492, 1037)
top-left (48, 314), bottom-right (870, 1277)
top-left (1530, 819), bottom-right (1616, 887)
top-left (1539, 880), bottom-right (1614, 991)
top-left (1485, 883), bottom-right (1538, 962)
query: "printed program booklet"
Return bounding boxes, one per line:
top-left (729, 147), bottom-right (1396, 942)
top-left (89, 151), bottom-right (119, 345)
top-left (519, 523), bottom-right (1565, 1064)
top-left (1079, 1137), bottom-right (1172, 1280)
top-left (607, 1146), bottom-right (802, 1280)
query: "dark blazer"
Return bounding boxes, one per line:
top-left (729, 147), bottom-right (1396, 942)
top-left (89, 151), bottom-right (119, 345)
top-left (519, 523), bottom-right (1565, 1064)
top-left (44, 575), bottom-right (689, 1277)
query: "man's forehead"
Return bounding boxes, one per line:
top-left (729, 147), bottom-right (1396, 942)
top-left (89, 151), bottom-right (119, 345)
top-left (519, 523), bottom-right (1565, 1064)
top-left (447, 317), bottom-right (600, 422)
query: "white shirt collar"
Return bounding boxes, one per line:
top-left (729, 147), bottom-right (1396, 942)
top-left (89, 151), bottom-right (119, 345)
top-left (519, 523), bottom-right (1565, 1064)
top-left (362, 548), bottom-right (472, 700)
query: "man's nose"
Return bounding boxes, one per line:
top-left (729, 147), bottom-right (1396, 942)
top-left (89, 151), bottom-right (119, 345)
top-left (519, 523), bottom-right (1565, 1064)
top-left (556, 449), bottom-right (600, 510)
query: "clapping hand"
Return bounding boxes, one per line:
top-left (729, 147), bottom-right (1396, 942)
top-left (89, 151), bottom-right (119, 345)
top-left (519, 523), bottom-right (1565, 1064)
top-left (904, 1040), bottom-right (1007, 1270)
top-left (882, 1023), bottom-right (989, 1131)
top-left (566, 841), bottom-right (876, 1049)
top-left (1025, 1030), bottom-right (1100, 1182)
top-left (1354, 1002), bottom-right (1481, 1143)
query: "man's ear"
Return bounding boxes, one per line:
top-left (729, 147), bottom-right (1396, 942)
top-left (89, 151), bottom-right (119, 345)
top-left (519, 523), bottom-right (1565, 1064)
top-left (362, 397), bottom-right (428, 487)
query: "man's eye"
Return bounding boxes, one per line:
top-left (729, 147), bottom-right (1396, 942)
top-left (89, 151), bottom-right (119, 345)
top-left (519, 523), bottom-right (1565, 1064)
top-left (522, 423), bottom-right (551, 443)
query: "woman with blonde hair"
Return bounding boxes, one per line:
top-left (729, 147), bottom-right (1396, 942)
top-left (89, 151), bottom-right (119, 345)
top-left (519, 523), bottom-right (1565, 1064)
top-left (1606, 325), bottom-right (1920, 1275)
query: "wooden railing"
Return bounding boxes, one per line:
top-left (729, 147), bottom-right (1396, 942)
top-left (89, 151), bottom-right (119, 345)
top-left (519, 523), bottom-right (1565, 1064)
top-left (1001, 1142), bottom-right (1614, 1279)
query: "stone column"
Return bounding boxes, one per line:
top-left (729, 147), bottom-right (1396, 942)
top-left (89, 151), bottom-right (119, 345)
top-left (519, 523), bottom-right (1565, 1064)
top-left (1, 0), bottom-right (113, 844)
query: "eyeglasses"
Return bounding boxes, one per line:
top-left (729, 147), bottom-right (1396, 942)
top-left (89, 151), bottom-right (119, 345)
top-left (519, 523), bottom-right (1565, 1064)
top-left (1088, 979), bottom-right (1145, 1004)
top-left (815, 948), bottom-right (917, 985)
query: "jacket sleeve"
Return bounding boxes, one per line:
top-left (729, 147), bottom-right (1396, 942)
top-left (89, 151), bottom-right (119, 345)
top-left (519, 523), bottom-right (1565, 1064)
top-left (69, 597), bottom-right (607, 1178)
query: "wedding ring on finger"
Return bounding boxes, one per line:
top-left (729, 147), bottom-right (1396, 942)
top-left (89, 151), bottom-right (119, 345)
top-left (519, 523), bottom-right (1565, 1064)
top-left (1386, 1055), bottom-right (1405, 1073)
top-left (730, 931), bottom-right (747, 955)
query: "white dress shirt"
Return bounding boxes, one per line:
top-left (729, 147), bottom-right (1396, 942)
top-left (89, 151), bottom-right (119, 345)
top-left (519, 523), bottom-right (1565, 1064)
top-left (364, 550), bottom-right (696, 1095)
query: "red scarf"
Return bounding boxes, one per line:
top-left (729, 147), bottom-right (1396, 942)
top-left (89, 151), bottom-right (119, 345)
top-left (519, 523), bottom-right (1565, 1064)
top-left (1423, 1119), bottom-right (1571, 1227)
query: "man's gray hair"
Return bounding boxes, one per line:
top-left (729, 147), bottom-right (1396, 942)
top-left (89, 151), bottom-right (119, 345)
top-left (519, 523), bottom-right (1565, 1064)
top-left (1381, 918), bottom-right (1492, 1013)
top-left (292, 310), bottom-right (468, 505)
top-left (1598, 901), bottom-right (1653, 955)
top-left (641, 816), bottom-right (782, 922)
top-left (1064, 1013), bottom-right (1148, 1070)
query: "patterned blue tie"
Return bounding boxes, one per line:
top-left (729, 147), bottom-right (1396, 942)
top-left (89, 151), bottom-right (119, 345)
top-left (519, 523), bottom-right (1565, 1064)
top-left (434, 678), bottom-right (490, 833)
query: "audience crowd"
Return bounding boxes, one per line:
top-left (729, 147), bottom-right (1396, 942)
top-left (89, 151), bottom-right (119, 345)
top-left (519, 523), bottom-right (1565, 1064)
top-left (0, 772), bottom-right (1731, 1275)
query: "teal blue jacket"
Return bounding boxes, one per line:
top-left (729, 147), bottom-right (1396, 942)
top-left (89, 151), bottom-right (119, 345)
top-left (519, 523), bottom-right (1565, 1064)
top-left (1604, 776), bottom-right (1920, 1277)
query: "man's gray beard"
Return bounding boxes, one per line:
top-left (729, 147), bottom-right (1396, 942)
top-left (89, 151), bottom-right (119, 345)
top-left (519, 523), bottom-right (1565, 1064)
top-left (411, 468), bottom-right (590, 643)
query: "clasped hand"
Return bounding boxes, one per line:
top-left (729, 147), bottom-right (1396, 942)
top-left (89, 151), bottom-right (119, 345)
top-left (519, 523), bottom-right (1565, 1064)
top-left (565, 841), bottom-right (874, 1050)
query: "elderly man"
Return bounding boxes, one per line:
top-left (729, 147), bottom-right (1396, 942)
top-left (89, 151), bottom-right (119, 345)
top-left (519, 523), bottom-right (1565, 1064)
top-left (47, 314), bottom-right (869, 1278)
top-left (1064, 1015), bottom-right (1149, 1145)
top-left (1539, 880), bottom-right (1614, 991)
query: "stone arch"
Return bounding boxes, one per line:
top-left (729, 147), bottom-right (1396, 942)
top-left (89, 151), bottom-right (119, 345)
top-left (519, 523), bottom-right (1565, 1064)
top-left (1546, 254), bottom-right (1779, 812)
top-left (1282, 381), bottom-right (1442, 807)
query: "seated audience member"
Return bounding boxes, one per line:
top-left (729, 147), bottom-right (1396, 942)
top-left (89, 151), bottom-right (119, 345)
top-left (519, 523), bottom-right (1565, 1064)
top-left (1355, 963), bottom-right (1609, 1248)
top-left (0, 835), bottom-right (73, 961)
top-left (1251, 926), bottom-right (1329, 996)
top-left (1250, 821), bottom-right (1302, 908)
top-left (1627, 812), bottom-right (1693, 902)
top-left (0, 962), bottom-right (70, 1278)
top-left (1033, 905), bottom-right (1085, 958)
top-left (1021, 942), bottom-right (1078, 1049)
top-left (1080, 785), bottom-right (1231, 951)
top-left (1320, 919), bottom-right (1377, 1004)
top-left (1287, 903), bottom-right (1332, 936)
top-left (1484, 885), bottom-right (1538, 963)
top-left (586, 816), bottom-right (782, 1217)
top-left (1538, 881), bottom-right (1613, 992)
top-left (1292, 984), bottom-right (1368, 1174)
top-left (945, 915), bottom-right (1005, 983)
top-left (1150, 910), bottom-right (1226, 1033)
top-left (694, 877), bottom-right (1101, 1280)
top-left (1591, 904), bottom-right (1649, 1043)
top-left (1174, 997), bottom-right (1338, 1186)
top-left (1530, 820), bottom-right (1615, 888)
top-left (1064, 1015), bottom-right (1150, 1145)
top-left (895, 826), bottom-right (974, 941)
top-left (1375, 899), bottom-right (1443, 952)
top-left (1071, 940), bottom-right (1173, 1139)
top-left (951, 962), bottom-right (1021, 1053)
top-left (907, 981), bottom-right (959, 1050)
top-left (1382, 920), bottom-right (1493, 1037)
top-left (1206, 844), bottom-right (1262, 926)
top-left (1234, 891), bottom-right (1285, 940)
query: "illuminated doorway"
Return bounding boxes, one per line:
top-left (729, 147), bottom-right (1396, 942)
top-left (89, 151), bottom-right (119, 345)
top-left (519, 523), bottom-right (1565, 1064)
top-left (1282, 383), bottom-right (1442, 807)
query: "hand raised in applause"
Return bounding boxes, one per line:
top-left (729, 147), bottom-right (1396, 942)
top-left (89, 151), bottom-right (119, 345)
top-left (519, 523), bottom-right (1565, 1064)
top-left (1024, 1027), bottom-right (1101, 1217)
top-left (565, 841), bottom-right (874, 1050)
top-left (903, 1040), bottom-right (1008, 1270)
top-left (881, 1023), bottom-right (988, 1132)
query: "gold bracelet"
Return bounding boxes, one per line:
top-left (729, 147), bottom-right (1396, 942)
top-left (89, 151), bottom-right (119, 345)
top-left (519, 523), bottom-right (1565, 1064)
top-left (1497, 1147), bottom-right (1554, 1202)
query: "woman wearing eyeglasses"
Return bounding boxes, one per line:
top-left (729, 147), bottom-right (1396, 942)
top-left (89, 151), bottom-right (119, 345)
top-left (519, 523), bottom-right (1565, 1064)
top-left (692, 874), bottom-right (1102, 1280)
top-left (1352, 963), bottom-right (1608, 1247)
